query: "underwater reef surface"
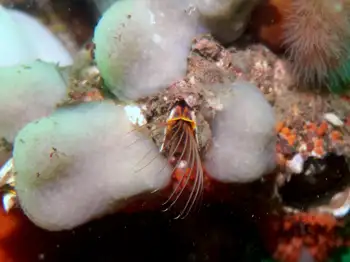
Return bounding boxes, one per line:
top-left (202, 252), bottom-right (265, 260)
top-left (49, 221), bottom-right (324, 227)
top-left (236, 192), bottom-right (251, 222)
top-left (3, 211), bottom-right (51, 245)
top-left (2, 1), bottom-right (350, 262)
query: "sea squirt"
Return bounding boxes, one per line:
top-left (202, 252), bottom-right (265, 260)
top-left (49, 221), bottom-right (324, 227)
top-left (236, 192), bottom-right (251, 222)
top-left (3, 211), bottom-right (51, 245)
top-left (0, 60), bottom-right (67, 144)
top-left (93, 0), bottom-right (199, 101)
top-left (12, 101), bottom-right (171, 231)
top-left (205, 80), bottom-right (276, 183)
top-left (0, 5), bottom-right (72, 67)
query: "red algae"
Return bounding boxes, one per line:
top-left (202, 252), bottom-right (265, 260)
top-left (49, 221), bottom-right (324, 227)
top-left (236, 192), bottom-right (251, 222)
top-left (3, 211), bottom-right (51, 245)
top-left (0, 194), bottom-right (56, 262)
top-left (271, 111), bottom-right (350, 261)
top-left (276, 117), bottom-right (345, 162)
top-left (259, 212), bottom-right (346, 262)
top-left (171, 166), bottom-right (212, 194)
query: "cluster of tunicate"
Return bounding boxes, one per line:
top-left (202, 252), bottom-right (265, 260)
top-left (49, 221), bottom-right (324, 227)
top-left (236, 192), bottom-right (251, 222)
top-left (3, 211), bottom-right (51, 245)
top-left (0, 0), bottom-right (278, 231)
top-left (13, 102), bottom-right (171, 231)
top-left (0, 60), bottom-right (67, 166)
top-left (0, 5), bottom-right (73, 166)
top-left (93, 0), bottom-right (261, 100)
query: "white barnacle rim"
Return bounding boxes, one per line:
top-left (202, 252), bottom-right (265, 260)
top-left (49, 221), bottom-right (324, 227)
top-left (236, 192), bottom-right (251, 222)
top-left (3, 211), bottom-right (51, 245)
top-left (0, 157), bottom-right (16, 212)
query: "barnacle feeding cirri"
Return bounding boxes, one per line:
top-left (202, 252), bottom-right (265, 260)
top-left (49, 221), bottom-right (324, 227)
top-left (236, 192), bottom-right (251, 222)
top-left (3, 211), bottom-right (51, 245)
top-left (3, 0), bottom-right (350, 262)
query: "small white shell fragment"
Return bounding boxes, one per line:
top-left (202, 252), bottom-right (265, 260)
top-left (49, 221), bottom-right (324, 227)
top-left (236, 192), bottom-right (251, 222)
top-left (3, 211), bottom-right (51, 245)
top-left (316, 204), bottom-right (350, 218)
top-left (332, 205), bottom-right (350, 218)
top-left (177, 160), bottom-right (188, 169)
top-left (315, 190), bottom-right (350, 218)
top-left (286, 153), bottom-right (304, 174)
top-left (323, 113), bottom-right (344, 127)
top-left (2, 191), bottom-right (16, 213)
top-left (283, 206), bottom-right (300, 214)
top-left (0, 158), bottom-right (14, 187)
top-left (124, 105), bottom-right (147, 126)
top-left (329, 190), bottom-right (350, 218)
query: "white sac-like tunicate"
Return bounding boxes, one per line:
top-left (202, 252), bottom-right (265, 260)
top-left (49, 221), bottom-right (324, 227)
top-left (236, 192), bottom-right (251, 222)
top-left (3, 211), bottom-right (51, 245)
top-left (193, 0), bottom-right (261, 44)
top-left (0, 60), bottom-right (68, 143)
top-left (0, 6), bottom-right (73, 67)
top-left (205, 80), bottom-right (276, 183)
top-left (90, 0), bottom-right (117, 14)
top-left (93, 0), bottom-right (199, 101)
top-left (13, 101), bottom-right (171, 231)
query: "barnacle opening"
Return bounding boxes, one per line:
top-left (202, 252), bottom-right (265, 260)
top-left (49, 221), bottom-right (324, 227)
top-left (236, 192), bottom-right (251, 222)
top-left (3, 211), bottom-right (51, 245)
top-left (279, 153), bottom-right (350, 215)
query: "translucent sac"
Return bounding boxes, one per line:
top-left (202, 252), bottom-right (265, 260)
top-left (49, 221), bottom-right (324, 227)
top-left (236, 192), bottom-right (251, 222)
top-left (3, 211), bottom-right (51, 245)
top-left (13, 101), bottom-right (171, 231)
top-left (91, 0), bottom-right (117, 14)
top-left (205, 80), bottom-right (276, 183)
top-left (0, 6), bottom-right (72, 67)
top-left (193, 0), bottom-right (261, 43)
top-left (0, 60), bottom-right (67, 142)
top-left (93, 0), bottom-right (199, 101)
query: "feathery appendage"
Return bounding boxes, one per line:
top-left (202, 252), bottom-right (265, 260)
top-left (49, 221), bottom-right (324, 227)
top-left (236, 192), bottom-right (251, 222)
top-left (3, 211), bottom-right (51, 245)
top-left (124, 101), bottom-right (204, 218)
top-left (160, 102), bottom-right (204, 219)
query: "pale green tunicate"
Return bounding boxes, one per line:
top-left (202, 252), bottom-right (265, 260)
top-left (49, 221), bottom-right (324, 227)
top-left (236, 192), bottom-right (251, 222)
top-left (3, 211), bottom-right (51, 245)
top-left (205, 80), bottom-right (276, 183)
top-left (13, 101), bottom-right (171, 231)
top-left (0, 60), bottom-right (67, 142)
top-left (93, 0), bottom-right (198, 101)
top-left (0, 6), bottom-right (72, 67)
top-left (193, 0), bottom-right (261, 43)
